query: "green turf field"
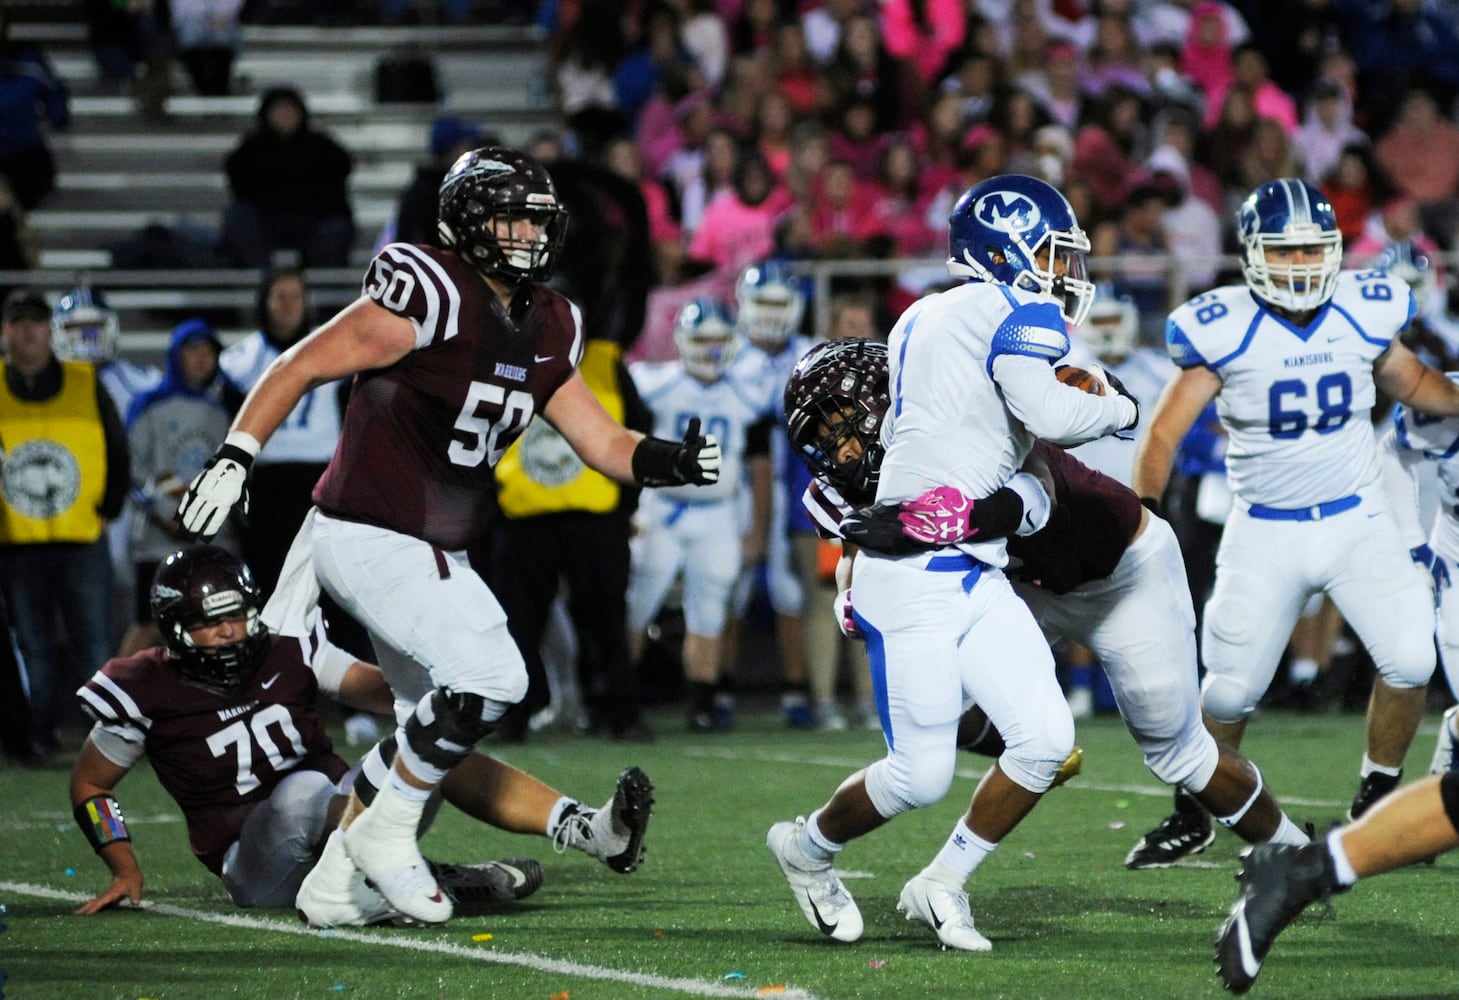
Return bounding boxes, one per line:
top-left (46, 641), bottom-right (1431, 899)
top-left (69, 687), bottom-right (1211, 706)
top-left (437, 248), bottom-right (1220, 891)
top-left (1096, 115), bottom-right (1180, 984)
top-left (3, 708), bottom-right (1456, 1000)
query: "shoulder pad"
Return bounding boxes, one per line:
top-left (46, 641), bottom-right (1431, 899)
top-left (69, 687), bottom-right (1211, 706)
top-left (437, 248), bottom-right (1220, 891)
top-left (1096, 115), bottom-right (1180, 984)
top-left (989, 301), bottom-right (1069, 367)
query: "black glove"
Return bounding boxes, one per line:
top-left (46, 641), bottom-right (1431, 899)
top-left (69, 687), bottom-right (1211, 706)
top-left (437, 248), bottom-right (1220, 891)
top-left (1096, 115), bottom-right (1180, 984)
top-left (1099, 367), bottom-right (1140, 432)
top-left (840, 502), bottom-right (935, 555)
top-left (632, 417), bottom-right (722, 487)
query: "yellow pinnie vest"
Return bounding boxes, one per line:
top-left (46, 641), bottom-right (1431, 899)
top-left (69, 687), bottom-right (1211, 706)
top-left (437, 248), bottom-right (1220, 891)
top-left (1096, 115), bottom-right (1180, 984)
top-left (0, 361), bottom-right (108, 543)
top-left (496, 339), bottom-right (623, 517)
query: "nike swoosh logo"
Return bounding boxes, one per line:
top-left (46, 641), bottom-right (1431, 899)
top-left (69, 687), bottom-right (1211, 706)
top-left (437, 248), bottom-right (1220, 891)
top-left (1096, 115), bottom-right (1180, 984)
top-left (807, 894), bottom-right (838, 935)
top-left (260, 674), bottom-right (281, 689)
top-left (1231, 901), bottom-right (1260, 977)
top-left (926, 897), bottom-right (945, 930)
top-left (428, 890), bottom-right (444, 903)
top-left (501, 865), bottom-right (528, 888)
top-left (534, 354), bottom-right (554, 363)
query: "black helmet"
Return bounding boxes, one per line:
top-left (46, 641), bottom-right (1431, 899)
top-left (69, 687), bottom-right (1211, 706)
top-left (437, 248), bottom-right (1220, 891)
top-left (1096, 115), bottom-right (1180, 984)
top-left (151, 546), bottom-right (270, 695)
top-left (783, 338), bottom-right (890, 505)
top-left (437, 146), bottom-right (568, 284)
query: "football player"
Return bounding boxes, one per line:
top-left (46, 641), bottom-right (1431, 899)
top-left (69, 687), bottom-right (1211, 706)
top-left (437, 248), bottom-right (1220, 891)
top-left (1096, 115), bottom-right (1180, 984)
top-left (1132, 178), bottom-right (1459, 839)
top-left (765, 175), bottom-right (1138, 951)
top-left (785, 339), bottom-right (1311, 875)
top-left (176, 147), bottom-right (720, 925)
top-left (71, 547), bottom-right (534, 922)
top-left (725, 261), bottom-right (819, 728)
top-left (626, 297), bottom-right (776, 731)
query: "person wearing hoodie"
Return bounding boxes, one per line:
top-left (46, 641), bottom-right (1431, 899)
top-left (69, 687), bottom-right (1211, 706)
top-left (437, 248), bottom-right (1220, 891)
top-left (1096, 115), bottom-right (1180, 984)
top-left (220, 88), bottom-right (354, 268)
top-left (119, 318), bottom-right (239, 657)
top-left (1295, 78), bottom-right (1368, 190)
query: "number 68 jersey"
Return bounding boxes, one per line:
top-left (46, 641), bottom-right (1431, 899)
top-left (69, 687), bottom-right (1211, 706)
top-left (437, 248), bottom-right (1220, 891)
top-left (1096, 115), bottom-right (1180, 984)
top-left (1166, 270), bottom-right (1414, 508)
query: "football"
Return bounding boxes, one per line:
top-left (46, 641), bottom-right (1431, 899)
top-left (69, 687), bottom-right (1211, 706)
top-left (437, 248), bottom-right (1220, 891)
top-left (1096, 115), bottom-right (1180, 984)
top-left (1055, 365), bottom-right (1105, 395)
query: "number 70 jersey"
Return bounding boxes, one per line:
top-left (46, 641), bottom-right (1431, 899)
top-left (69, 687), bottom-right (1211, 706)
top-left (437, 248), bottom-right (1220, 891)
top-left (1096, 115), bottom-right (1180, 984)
top-left (1165, 270), bottom-right (1415, 508)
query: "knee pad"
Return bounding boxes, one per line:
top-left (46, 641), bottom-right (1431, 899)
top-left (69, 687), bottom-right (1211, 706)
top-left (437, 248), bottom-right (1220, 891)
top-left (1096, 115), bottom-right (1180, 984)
top-left (1144, 727), bottom-right (1219, 791)
top-left (864, 749), bottom-right (957, 817)
top-left (1201, 671), bottom-right (1256, 724)
top-left (1376, 632), bottom-right (1437, 690)
top-left (1440, 771), bottom-right (1459, 837)
top-left (353, 735), bottom-right (398, 806)
top-left (402, 687), bottom-right (503, 773)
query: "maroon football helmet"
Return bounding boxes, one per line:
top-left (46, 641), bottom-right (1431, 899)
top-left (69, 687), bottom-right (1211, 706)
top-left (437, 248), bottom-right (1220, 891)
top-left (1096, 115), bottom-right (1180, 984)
top-left (783, 338), bottom-right (890, 505)
top-left (437, 146), bottom-right (569, 284)
top-left (151, 546), bottom-right (270, 695)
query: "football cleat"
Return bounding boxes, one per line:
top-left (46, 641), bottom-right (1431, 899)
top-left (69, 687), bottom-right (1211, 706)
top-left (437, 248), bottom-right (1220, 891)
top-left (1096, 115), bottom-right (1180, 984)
top-left (766, 817), bottom-right (863, 943)
top-left (1347, 770), bottom-right (1400, 822)
top-left (1053, 746), bottom-right (1083, 788)
top-left (1125, 794), bottom-right (1214, 870)
top-left (429, 859), bottom-right (544, 904)
top-left (1216, 843), bottom-right (1343, 994)
top-left (1429, 706), bottom-right (1459, 775)
top-left (297, 830), bottom-right (416, 929)
top-left (552, 767), bottom-right (654, 873)
top-left (896, 874), bottom-right (992, 952)
top-left (343, 805), bottom-right (452, 925)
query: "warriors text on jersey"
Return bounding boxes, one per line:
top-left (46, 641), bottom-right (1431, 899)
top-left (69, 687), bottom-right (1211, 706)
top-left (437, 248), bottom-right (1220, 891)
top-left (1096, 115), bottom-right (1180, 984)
top-left (75, 624), bottom-right (350, 874)
top-left (312, 243), bottom-right (586, 549)
top-left (1165, 271), bottom-right (1414, 508)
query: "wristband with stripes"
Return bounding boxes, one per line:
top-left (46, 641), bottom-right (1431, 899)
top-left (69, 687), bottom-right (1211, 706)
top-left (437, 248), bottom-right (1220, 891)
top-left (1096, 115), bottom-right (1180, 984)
top-left (75, 795), bottom-right (131, 852)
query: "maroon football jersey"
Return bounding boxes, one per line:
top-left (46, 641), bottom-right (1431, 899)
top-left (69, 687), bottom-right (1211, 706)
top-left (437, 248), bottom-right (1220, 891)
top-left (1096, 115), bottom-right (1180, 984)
top-left (1007, 442), bottom-right (1144, 594)
top-left (313, 243), bottom-right (586, 549)
top-left (77, 633), bottom-right (348, 875)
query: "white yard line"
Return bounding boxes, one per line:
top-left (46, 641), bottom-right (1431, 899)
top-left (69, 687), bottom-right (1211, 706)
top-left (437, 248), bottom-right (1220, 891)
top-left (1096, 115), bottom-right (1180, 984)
top-left (0, 881), bottom-right (830, 1000)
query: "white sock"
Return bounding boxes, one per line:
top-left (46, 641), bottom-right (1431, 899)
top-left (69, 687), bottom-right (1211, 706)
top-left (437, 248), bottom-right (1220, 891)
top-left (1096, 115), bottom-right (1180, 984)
top-left (1267, 813), bottom-right (1310, 846)
top-left (930, 817), bottom-right (995, 881)
top-left (803, 810), bottom-right (842, 862)
top-left (1360, 755), bottom-right (1402, 779)
top-left (357, 772), bottom-right (431, 840)
top-left (1326, 827), bottom-right (1359, 886)
top-left (1289, 657), bottom-right (1319, 684)
top-left (545, 796), bottom-right (578, 838)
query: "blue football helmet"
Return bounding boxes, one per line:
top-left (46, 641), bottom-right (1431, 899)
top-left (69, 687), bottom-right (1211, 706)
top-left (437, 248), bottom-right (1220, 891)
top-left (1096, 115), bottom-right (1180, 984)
top-left (946, 173), bottom-right (1095, 326)
top-left (52, 287), bottom-right (120, 363)
top-left (1372, 241), bottom-right (1436, 307)
top-left (735, 260), bottom-right (806, 353)
top-left (674, 297), bottom-right (741, 381)
top-left (1238, 178), bottom-right (1342, 312)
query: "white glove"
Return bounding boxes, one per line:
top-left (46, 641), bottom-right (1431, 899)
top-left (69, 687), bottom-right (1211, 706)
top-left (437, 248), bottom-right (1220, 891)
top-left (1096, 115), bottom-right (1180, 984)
top-left (176, 432), bottom-right (259, 540)
top-left (833, 589), bottom-right (861, 640)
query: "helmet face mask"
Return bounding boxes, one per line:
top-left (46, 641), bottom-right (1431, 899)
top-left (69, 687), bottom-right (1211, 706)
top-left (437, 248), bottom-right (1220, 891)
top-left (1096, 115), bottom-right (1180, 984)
top-left (151, 547), bottom-right (270, 696)
top-left (735, 262), bottom-right (805, 353)
top-left (437, 146), bottom-right (569, 285)
top-left (52, 288), bottom-right (120, 364)
top-left (674, 298), bottom-right (741, 381)
top-left (1238, 178), bottom-right (1342, 312)
top-left (783, 338), bottom-right (890, 504)
top-left (946, 174), bottom-right (1095, 326)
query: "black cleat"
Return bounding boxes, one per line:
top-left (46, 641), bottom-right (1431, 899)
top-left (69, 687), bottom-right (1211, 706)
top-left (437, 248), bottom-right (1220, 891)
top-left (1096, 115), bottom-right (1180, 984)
top-left (552, 767), bottom-right (655, 874)
top-left (1347, 770), bottom-right (1400, 821)
top-left (1125, 796), bottom-right (1214, 869)
top-left (428, 858), bottom-right (543, 904)
top-left (1216, 843), bottom-right (1343, 994)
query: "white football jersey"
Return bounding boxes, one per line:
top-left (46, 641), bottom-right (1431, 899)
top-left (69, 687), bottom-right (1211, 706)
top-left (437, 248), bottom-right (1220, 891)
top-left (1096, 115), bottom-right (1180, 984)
top-left (880, 280), bottom-right (1135, 566)
top-left (629, 360), bottom-right (776, 504)
top-left (1392, 378), bottom-right (1459, 553)
top-left (1166, 270), bottom-right (1414, 508)
top-left (220, 332), bottom-right (343, 465)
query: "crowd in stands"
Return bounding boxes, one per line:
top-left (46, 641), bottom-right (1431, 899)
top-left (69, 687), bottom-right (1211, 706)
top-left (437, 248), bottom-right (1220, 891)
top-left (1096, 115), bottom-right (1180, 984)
top-left (7, 0), bottom-right (1459, 757)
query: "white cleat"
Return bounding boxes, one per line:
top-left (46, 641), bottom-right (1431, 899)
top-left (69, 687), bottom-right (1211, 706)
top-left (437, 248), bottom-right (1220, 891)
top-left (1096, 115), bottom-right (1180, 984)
top-left (296, 831), bottom-right (414, 928)
top-left (766, 818), bottom-right (863, 943)
top-left (897, 874), bottom-right (992, 952)
top-left (343, 811), bottom-right (452, 925)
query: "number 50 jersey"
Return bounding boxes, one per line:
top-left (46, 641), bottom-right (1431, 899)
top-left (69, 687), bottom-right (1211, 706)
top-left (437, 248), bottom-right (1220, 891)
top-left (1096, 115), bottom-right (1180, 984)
top-left (313, 243), bottom-right (586, 550)
top-left (1166, 270), bottom-right (1414, 508)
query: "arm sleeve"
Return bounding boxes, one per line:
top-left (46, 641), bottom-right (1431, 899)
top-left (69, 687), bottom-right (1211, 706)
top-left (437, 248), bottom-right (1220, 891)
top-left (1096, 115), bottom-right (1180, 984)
top-left (993, 354), bottom-right (1137, 445)
top-left (745, 415), bottom-right (775, 458)
top-left (96, 381), bottom-right (131, 520)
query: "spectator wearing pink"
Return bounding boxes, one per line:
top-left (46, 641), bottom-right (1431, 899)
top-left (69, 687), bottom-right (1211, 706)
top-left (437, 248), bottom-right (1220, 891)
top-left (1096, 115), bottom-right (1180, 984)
top-left (1295, 78), bottom-right (1368, 188)
top-left (1373, 88), bottom-right (1459, 244)
top-left (1178, 0), bottom-right (1232, 105)
top-left (687, 150), bottom-right (789, 276)
top-left (879, 0), bottom-right (965, 88)
top-left (632, 239), bottom-right (738, 364)
top-left (770, 21), bottom-right (821, 117)
top-left (677, 127), bottom-right (740, 235)
top-left (866, 135), bottom-right (939, 257)
top-left (805, 159), bottom-right (881, 258)
top-left (603, 135), bottom-right (683, 250)
top-left (1071, 84), bottom-right (1148, 214)
top-left (752, 89), bottom-right (796, 179)
top-left (639, 85), bottom-right (714, 180)
top-left (1201, 43), bottom-right (1296, 134)
top-left (1347, 196), bottom-right (1443, 271)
